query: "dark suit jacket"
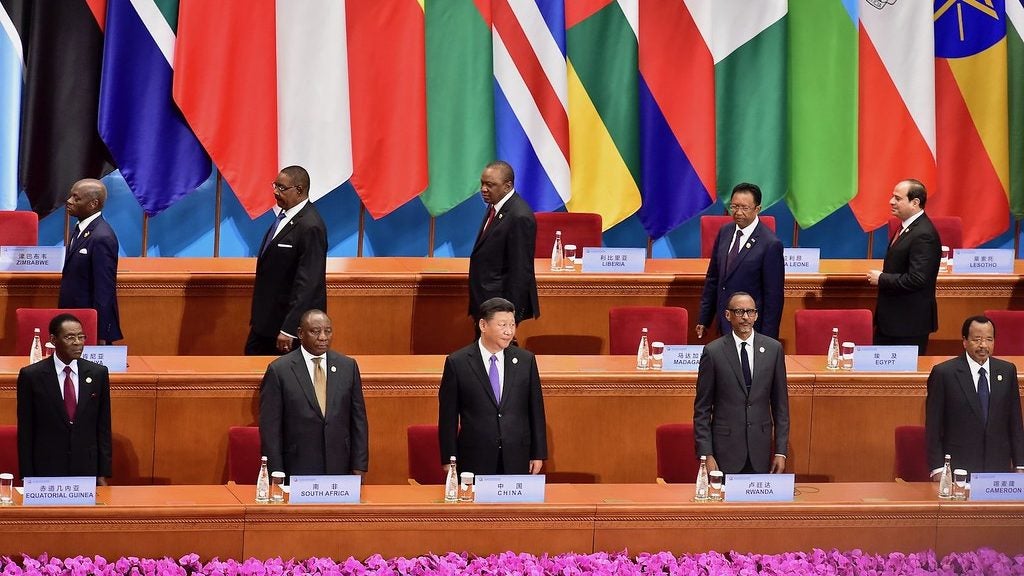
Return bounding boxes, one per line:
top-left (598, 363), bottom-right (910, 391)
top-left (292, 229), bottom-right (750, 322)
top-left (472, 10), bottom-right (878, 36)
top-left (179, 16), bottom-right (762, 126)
top-left (16, 357), bottom-right (112, 478)
top-left (698, 220), bottom-right (784, 338)
top-left (468, 193), bottom-right (539, 323)
top-left (59, 215), bottom-right (122, 342)
top-left (438, 342), bottom-right (547, 475)
top-left (876, 212), bottom-right (941, 338)
top-left (251, 202), bottom-right (328, 338)
top-left (259, 348), bottom-right (369, 476)
top-left (925, 354), bottom-right (1024, 473)
top-left (693, 332), bottom-right (790, 474)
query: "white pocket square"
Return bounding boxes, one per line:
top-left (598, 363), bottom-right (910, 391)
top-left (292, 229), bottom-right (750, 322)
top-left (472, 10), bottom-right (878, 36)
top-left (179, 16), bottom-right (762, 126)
top-left (277, 243), bottom-right (293, 248)
top-left (78, 248), bottom-right (88, 254)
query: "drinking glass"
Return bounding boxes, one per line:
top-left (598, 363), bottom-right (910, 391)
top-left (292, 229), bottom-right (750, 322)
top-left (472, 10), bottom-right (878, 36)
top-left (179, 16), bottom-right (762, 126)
top-left (270, 471), bottom-right (287, 503)
top-left (952, 469), bottom-right (968, 500)
top-left (650, 341), bottom-right (665, 371)
top-left (941, 246), bottom-right (951, 273)
top-left (708, 471), bottom-right (724, 501)
top-left (563, 244), bottom-right (577, 270)
top-left (459, 472), bottom-right (475, 502)
top-left (0, 473), bottom-right (13, 505)
top-left (841, 342), bottom-right (855, 371)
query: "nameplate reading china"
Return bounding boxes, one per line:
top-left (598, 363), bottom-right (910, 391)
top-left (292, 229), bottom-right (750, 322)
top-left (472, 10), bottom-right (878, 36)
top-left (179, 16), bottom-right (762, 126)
top-left (22, 477), bottom-right (96, 506)
top-left (474, 474), bottom-right (545, 503)
top-left (968, 473), bottom-right (1024, 501)
top-left (662, 345), bottom-right (704, 372)
top-left (581, 248), bottom-right (646, 273)
top-left (0, 246), bottom-right (65, 272)
top-left (951, 249), bottom-right (1014, 274)
top-left (81, 346), bottom-right (128, 373)
top-left (724, 474), bottom-right (794, 502)
top-left (783, 248), bottom-right (820, 274)
top-left (288, 475), bottom-right (361, 504)
top-left (852, 346), bottom-right (918, 372)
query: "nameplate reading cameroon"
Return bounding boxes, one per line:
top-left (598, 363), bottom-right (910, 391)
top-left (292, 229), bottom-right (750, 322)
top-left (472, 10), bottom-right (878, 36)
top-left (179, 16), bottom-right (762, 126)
top-left (288, 475), bottom-right (361, 504)
top-left (474, 474), bottom-right (546, 503)
top-left (968, 473), bottom-right (1024, 502)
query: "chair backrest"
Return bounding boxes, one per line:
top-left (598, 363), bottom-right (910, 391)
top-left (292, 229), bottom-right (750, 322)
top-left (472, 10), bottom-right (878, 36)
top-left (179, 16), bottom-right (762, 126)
top-left (408, 424), bottom-right (447, 485)
top-left (793, 309), bottom-right (874, 355)
top-left (227, 426), bottom-right (261, 484)
top-left (983, 310), bottom-right (1024, 355)
top-left (894, 425), bottom-right (930, 482)
top-left (0, 425), bottom-right (19, 481)
top-left (655, 423), bottom-right (698, 483)
top-left (608, 306), bottom-right (688, 355)
top-left (15, 308), bottom-right (99, 355)
top-left (0, 211), bottom-right (39, 246)
top-left (887, 216), bottom-right (963, 249)
top-left (534, 212), bottom-right (603, 259)
top-left (700, 215), bottom-right (776, 258)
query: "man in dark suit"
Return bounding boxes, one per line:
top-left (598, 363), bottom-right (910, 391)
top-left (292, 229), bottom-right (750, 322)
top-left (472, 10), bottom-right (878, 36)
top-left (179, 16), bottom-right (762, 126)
top-left (246, 166), bottom-right (328, 356)
top-left (694, 292), bottom-right (789, 474)
top-left (59, 179), bottom-right (122, 343)
top-left (925, 315), bottom-right (1024, 476)
top-left (438, 297), bottom-right (547, 475)
top-left (468, 161), bottom-right (539, 326)
top-left (259, 309), bottom-right (368, 477)
top-left (17, 313), bottom-right (112, 483)
top-left (868, 179), bottom-right (941, 354)
top-left (697, 183), bottom-right (784, 340)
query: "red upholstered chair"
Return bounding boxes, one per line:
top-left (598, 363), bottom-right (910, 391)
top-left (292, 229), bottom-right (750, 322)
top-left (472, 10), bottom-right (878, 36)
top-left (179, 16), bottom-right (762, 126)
top-left (15, 308), bottom-right (99, 355)
top-left (0, 425), bottom-right (19, 481)
top-left (700, 215), bottom-right (776, 258)
top-left (534, 212), bottom-right (603, 258)
top-left (983, 310), bottom-right (1024, 355)
top-left (887, 216), bottom-right (963, 249)
top-left (227, 426), bottom-right (261, 484)
top-left (608, 306), bottom-right (687, 355)
top-left (793, 309), bottom-right (874, 355)
top-left (408, 424), bottom-right (447, 485)
top-left (894, 425), bottom-right (930, 482)
top-left (0, 211), bottom-right (39, 246)
top-left (655, 423), bottom-right (698, 484)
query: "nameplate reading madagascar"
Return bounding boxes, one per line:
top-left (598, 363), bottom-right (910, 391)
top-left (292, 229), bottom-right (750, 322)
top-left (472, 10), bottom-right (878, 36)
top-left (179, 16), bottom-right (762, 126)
top-left (852, 345), bottom-right (918, 372)
top-left (474, 474), bottom-right (545, 503)
top-left (581, 248), bottom-right (646, 273)
top-left (288, 475), bottom-right (360, 504)
top-left (783, 248), bottom-right (820, 274)
top-left (952, 249), bottom-right (1014, 274)
top-left (968, 473), bottom-right (1024, 501)
top-left (0, 246), bottom-right (65, 272)
top-left (724, 474), bottom-right (794, 502)
top-left (22, 477), bottom-right (96, 506)
top-left (662, 345), bottom-right (704, 372)
top-left (81, 346), bottom-right (128, 373)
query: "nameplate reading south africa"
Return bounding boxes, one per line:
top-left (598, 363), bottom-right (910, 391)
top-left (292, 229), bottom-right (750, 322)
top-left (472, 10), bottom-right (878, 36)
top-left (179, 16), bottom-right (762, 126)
top-left (288, 475), bottom-right (361, 504)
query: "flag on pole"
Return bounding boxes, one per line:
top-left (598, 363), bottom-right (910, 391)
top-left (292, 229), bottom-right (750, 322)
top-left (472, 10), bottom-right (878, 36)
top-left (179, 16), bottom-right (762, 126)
top-left (1008, 0), bottom-right (1024, 219)
top-left (0, 0), bottom-right (23, 210)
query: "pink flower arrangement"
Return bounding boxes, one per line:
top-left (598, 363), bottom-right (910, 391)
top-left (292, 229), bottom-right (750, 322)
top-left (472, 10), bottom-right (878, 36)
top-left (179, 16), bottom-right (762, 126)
top-left (1, 549), bottom-right (1022, 575)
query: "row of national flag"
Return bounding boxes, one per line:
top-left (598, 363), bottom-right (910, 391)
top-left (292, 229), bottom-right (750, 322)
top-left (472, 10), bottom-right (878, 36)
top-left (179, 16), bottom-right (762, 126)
top-left (1, 0), bottom-right (1023, 248)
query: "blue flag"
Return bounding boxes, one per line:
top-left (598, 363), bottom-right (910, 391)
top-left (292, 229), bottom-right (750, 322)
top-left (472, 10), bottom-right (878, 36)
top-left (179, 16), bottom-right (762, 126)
top-left (0, 2), bottom-right (22, 210)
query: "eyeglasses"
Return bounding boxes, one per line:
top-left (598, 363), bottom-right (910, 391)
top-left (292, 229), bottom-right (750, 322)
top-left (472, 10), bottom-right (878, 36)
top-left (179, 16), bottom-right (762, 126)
top-left (728, 204), bottom-right (757, 214)
top-left (967, 337), bottom-right (994, 345)
top-left (60, 334), bottom-right (87, 343)
top-left (727, 308), bottom-right (758, 317)
top-left (272, 182), bottom-right (299, 193)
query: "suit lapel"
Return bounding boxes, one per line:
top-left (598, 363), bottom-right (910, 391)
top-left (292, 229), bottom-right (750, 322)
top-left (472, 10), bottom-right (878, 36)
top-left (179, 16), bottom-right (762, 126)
top-left (726, 224), bottom-right (762, 280)
top-left (40, 358), bottom-right (70, 424)
top-left (288, 353), bottom-right (322, 419)
top-left (76, 363), bottom-right (94, 417)
top-left (324, 352), bottom-right (344, 419)
top-left (751, 335), bottom-right (773, 394)
top-left (953, 356), bottom-right (985, 424)
top-left (465, 345), bottom-right (499, 407)
top-left (723, 336), bottom-right (749, 396)
top-left (500, 348), bottom-right (521, 408)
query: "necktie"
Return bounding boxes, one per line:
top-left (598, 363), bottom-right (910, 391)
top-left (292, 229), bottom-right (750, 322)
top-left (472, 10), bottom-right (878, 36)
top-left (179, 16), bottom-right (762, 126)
top-left (978, 367), bottom-right (990, 424)
top-left (740, 342), bottom-right (752, 392)
top-left (67, 225), bottom-right (81, 256)
top-left (259, 211), bottom-right (288, 256)
top-left (488, 354), bottom-right (501, 403)
top-left (312, 357), bottom-right (327, 417)
top-left (890, 227), bottom-right (906, 247)
top-left (63, 366), bottom-right (77, 422)
top-left (726, 229), bottom-right (743, 271)
top-left (482, 205), bottom-right (497, 234)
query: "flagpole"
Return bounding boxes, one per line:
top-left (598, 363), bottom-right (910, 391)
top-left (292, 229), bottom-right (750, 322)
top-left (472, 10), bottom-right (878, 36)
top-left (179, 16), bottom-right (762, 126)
top-left (866, 229), bottom-right (874, 259)
top-left (141, 214), bottom-right (149, 257)
top-left (1015, 219), bottom-right (1021, 259)
top-left (646, 237), bottom-right (653, 259)
top-left (214, 170), bottom-right (222, 257)
top-left (792, 221), bottom-right (799, 248)
top-left (64, 210), bottom-right (71, 247)
top-left (357, 204), bottom-right (366, 257)
top-left (428, 216), bottom-right (435, 257)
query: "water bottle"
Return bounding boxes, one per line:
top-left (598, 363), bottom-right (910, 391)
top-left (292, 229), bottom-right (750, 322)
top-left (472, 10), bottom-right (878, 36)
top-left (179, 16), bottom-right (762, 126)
top-left (635, 328), bottom-right (650, 370)
top-left (938, 454), bottom-right (953, 499)
top-left (550, 230), bottom-right (564, 272)
top-left (29, 328), bottom-right (43, 364)
top-left (826, 327), bottom-right (840, 371)
top-left (444, 456), bottom-right (459, 503)
top-left (695, 455), bottom-right (710, 501)
top-left (255, 456), bottom-right (271, 503)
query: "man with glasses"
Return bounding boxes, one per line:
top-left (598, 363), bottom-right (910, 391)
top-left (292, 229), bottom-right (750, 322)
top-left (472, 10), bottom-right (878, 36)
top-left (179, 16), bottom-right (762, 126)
top-left (694, 292), bottom-right (790, 474)
top-left (925, 315), bottom-right (1024, 476)
top-left (246, 165), bottom-right (328, 355)
top-left (697, 183), bottom-right (784, 340)
top-left (17, 313), bottom-right (112, 483)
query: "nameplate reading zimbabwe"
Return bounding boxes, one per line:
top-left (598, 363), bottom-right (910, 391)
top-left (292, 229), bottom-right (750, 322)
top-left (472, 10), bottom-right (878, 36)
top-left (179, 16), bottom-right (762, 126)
top-left (474, 474), bottom-right (545, 503)
top-left (724, 474), bottom-right (794, 502)
top-left (783, 248), bottom-right (820, 274)
top-left (581, 248), bottom-right (646, 273)
top-left (662, 345), bottom-right (704, 372)
top-left (288, 475), bottom-right (361, 504)
top-left (952, 249), bottom-right (1014, 274)
top-left (22, 477), bottom-right (96, 506)
top-left (81, 346), bottom-right (128, 373)
top-left (0, 246), bottom-right (65, 272)
top-left (968, 473), bottom-right (1024, 501)
top-left (852, 346), bottom-right (918, 372)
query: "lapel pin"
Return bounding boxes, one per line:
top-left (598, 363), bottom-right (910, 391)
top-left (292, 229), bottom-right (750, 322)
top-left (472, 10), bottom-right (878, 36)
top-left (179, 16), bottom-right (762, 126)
top-left (997, 374), bottom-right (1003, 381)
top-left (85, 377), bottom-right (92, 383)
top-left (83, 231), bottom-right (91, 238)
top-left (512, 357), bottom-right (518, 364)
top-left (498, 213), bottom-right (504, 219)
top-left (750, 237), bottom-right (756, 243)
top-left (331, 366), bottom-right (337, 373)
top-left (746, 243), bottom-right (752, 249)
top-left (759, 347), bottom-right (765, 353)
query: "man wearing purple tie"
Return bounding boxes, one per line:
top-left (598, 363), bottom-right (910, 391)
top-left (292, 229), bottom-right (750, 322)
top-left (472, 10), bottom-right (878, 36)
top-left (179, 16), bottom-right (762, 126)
top-left (438, 297), bottom-right (547, 476)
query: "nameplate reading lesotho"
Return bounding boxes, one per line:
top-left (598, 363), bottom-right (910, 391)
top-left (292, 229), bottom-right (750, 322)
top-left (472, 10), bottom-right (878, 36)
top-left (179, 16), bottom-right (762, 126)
top-left (581, 248), bottom-right (646, 274)
top-left (474, 474), bottom-right (545, 503)
top-left (852, 346), bottom-right (918, 372)
top-left (951, 249), bottom-right (1014, 274)
top-left (0, 246), bottom-right (65, 272)
top-left (81, 346), bottom-right (128, 373)
top-left (783, 248), bottom-right (820, 274)
top-left (288, 475), bottom-right (361, 504)
top-left (22, 477), bottom-right (96, 506)
top-left (724, 474), bottom-right (794, 502)
top-left (968, 473), bottom-right (1024, 502)
top-left (662, 345), bottom-right (704, 372)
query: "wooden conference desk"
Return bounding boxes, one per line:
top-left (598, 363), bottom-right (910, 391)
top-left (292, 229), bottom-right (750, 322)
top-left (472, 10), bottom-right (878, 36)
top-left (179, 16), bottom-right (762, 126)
top-left (0, 483), bottom-right (1020, 559)
top-left (2, 258), bottom-right (1022, 357)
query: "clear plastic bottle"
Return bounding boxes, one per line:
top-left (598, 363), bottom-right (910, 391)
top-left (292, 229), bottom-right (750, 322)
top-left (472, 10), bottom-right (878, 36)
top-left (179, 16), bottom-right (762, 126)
top-left (695, 455), bottom-right (710, 501)
top-left (826, 327), bottom-right (840, 371)
top-left (635, 328), bottom-right (650, 370)
top-left (444, 456), bottom-right (459, 503)
top-left (550, 230), bottom-right (564, 272)
top-left (938, 454), bottom-right (953, 499)
top-left (255, 456), bottom-right (271, 503)
top-left (29, 328), bottom-right (43, 364)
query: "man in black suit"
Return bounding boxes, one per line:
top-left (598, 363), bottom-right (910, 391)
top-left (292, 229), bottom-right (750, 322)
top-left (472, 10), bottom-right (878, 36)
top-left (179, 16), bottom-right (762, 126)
top-left (246, 166), bottom-right (328, 356)
top-left (17, 313), bottom-right (112, 483)
top-left (697, 183), bottom-right (784, 340)
top-left (868, 179), bottom-right (941, 354)
top-left (59, 179), bottom-right (122, 343)
top-left (693, 292), bottom-right (789, 474)
top-left (438, 297), bottom-right (547, 475)
top-left (925, 315), bottom-right (1024, 476)
top-left (468, 161), bottom-right (539, 326)
top-left (259, 309), bottom-right (368, 477)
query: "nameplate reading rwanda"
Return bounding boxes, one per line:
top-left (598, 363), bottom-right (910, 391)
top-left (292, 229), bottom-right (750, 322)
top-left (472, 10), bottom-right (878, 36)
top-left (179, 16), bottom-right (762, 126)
top-left (581, 248), bottom-right (646, 273)
top-left (783, 248), bottom-right (820, 274)
top-left (724, 474), bottom-right (794, 502)
top-left (22, 477), bottom-right (96, 506)
top-left (81, 346), bottom-right (128, 372)
top-left (662, 345), bottom-right (704, 372)
top-left (474, 474), bottom-right (545, 503)
top-left (952, 249), bottom-right (1014, 274)
top-left (288, 475), bottom-right (360, 504)
top-left (0, 246), bottom-right (64, 272)
top-left (852, 346), bottom-right (918, 372)
top-left (968, 473), bottom-right (1024, 501)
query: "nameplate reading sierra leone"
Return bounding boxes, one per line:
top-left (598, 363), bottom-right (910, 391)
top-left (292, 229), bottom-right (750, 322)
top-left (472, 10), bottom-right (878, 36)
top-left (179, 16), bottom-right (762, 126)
top-left (662, 345), bottom-right (704, 372)
top-left (81, 346), bottom-right (128, 373)
top-left (783, 248), bottom-right (820, 274)
top-left (0, 246), bottom-right (65, 272)
top-left (288, 475), bottom-right (361, 504)
top-left (968, 473), bottom-right (1024, 501)
top-left (22, 477), bottom-right (97, 506)
top-left (852, 345), bottom-right (918, 372)
top-left (952, 249), bottom-right (1014, 274)
top-left (581, 248), bottom-right (646, 273)
top-left (724, 474), bottom-right (794, 502)
top-left (474, 474), bottom-right (545, 503)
